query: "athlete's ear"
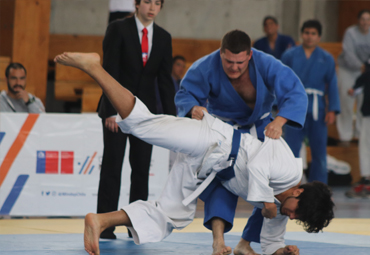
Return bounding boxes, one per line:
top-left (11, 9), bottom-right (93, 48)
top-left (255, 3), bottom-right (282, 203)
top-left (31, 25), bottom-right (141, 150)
top-left (248, 50), bottom-right (253, 60)
top-left (293, 188), bottom-right (304, 197)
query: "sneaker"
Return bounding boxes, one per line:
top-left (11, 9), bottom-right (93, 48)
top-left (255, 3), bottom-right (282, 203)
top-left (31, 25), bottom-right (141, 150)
top-left (345, 177), bottom-right (370, 198)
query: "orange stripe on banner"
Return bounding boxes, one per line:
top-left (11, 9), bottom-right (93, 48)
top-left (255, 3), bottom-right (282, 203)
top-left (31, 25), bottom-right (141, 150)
top-left (83, 151), bottom-right (97, 175)
top-left (0, 114), bottom-right (39, 187)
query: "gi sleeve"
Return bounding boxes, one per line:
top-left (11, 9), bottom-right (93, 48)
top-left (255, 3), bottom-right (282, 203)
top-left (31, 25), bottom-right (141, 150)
top-left (175, 62), bottom-right (211, 117)
top-left (256, 50), bottom-right (308, 129)
top-left (246, 139), bottom-right (275, 203)
top-left (260, 214), bottom-right (288, 254)
top-left (325, 55), bottom-right (340, 114)
top-left (247, 164), bottom-right (275, 203)
top-left (341, 29), bottom-right (364, 71)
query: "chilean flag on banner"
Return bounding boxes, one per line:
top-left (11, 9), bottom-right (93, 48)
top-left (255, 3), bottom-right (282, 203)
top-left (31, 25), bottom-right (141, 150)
top-left (36, 151), bottom-right (74, 174)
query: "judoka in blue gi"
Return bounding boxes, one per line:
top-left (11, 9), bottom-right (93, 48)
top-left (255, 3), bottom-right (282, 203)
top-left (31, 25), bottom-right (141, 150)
top-left (175, 30), bottom-right (308, 255)
top-left (281, 20), bottom-right (340, 184)
top-left (253, 16), bottom-right (296, 60)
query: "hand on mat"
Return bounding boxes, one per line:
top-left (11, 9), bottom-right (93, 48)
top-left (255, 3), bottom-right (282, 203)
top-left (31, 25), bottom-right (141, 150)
top-left (264, 116), bottom-right (287, 139)
top-left (105, 116), bottom-right (119, 133)
top-left (191, 105), bottom-right (208, 120)
top-left (273, 245), bottom-right (299, 255)
top-left (262, 202), bottom-right (277, 219)
top-left (283, 245), bottom-right (299, 255)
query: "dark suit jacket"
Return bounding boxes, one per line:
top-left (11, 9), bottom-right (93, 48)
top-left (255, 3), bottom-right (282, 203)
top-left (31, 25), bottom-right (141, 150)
top-left (98, 16), bottom-right (176, 118)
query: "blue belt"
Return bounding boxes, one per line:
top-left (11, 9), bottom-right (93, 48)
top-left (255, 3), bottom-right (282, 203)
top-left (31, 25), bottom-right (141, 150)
top-left (199, 129), bottom-right (241, 201)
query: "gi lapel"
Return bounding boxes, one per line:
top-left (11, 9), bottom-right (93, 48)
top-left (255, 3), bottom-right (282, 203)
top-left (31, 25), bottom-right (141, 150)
top-left (299, 46), bottom-right (317, 83)
top-left (218, 55), bottom-right (252, 118)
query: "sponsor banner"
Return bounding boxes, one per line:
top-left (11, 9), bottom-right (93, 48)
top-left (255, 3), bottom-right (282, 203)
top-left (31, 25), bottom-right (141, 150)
top-left (0, 113), bottom-right (169, 216)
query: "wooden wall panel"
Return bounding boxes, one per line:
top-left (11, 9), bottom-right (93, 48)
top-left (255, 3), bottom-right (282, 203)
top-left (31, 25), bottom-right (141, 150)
top-left (0, 0), bottom-right (15, 57)
top-left (48, 34), bottom-right (104, 60)
top-left (172, 38), bottom-right (221, 62)
top-left (338, 0), bottom-right (370, 40)
top-left (0, 56), bottom-right (11, 91)
top-left (12, 0), bottom-right (51, 103)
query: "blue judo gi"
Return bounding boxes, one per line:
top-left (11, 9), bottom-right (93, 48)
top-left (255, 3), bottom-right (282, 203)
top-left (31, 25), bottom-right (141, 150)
top-left (281, 45), bottom-right (340, 184)
top-left (175, 48), bottom-right (307, 243)
top-left (253, 34), bottom-right (296, 60)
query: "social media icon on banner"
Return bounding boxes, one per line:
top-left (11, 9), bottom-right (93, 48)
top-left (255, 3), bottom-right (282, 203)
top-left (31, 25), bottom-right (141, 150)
top-left (36, 151), bottom-right (74, 174)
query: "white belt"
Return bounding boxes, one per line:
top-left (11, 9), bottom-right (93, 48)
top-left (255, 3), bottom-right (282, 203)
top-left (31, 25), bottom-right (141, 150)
top-left (182, 156), bottom-right (234, 206)
top-left (182, 171), bottom-right (217, 206)
top-left (305, 88), bottom-right (324, 121)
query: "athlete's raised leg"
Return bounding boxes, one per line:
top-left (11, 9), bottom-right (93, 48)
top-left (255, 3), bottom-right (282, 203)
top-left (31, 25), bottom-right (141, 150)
top-left (54, 52), bottom-right (135, 119)
top-left (55, 52), bottom-right (224, 157)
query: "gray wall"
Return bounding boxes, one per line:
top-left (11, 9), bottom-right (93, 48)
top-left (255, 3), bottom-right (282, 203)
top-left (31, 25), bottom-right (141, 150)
top-left (49, 0), bottom-right (339, 42)
top-left (49, 0), bottom-right (109, 35)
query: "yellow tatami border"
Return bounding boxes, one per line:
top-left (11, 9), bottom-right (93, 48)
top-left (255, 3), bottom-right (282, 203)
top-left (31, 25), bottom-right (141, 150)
top-left (0, 218), bottom-right (369, 236)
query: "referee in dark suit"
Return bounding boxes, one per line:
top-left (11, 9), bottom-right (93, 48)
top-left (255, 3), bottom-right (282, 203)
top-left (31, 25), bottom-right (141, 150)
top-left (97, 0), bottom-right (176, 239)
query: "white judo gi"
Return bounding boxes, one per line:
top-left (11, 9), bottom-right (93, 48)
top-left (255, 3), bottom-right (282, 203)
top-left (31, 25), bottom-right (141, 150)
top-left (117, 98), bottom-right (302, 254)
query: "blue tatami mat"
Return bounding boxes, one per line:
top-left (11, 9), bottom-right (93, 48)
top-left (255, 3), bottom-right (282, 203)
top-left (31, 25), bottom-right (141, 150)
top-left (0, 232), bottom-right (369, 255)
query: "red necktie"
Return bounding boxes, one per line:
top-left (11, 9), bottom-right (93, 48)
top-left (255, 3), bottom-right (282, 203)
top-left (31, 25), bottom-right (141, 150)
top-left (142, 28), bottom-right (148, 66)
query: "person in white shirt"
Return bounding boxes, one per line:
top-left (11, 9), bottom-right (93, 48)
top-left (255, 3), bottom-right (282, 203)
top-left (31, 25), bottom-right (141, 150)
top-left (54, 52), bottom-right (334, 255)
top-left (336, 9), bottom-right (370, 144)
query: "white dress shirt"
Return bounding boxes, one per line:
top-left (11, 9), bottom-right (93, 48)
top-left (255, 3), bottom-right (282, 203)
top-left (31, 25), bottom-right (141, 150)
top-left (135, 14), bottom-right (154, 58)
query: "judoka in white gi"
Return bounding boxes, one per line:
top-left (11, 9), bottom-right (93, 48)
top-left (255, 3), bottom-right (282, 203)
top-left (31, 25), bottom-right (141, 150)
top-left (54, 52), bottom-right (334, 255)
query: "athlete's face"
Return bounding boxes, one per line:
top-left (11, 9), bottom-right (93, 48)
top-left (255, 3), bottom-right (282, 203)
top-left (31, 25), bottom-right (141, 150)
top-left (280, 196), bottom-right (299, 220)
top-left (136, 0), bottom-right (161, 24)
top-left (6, 68), bottom-right (27, 94)
top-left (264, 19), bottom-right (279, 36)
top-left (301, 28), bottom-right (321, 49)
top-left (220, 49), bottom-right (252, 80)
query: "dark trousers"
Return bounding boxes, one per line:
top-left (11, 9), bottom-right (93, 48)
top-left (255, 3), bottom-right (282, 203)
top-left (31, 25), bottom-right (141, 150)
top-left (97, 120), bottom-right (153, 231)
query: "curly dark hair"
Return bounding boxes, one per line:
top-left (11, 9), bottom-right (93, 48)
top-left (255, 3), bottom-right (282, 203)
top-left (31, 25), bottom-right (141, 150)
top-left (295, 181), bottom-right (334, 233)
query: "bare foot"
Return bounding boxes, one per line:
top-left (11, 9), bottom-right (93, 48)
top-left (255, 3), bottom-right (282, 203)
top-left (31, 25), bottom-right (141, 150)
top-left (84, 213), bottom-right (102, 255)
top-left (233, 238), bottom-right (260, 255)
top-left (54, 52), bottom-right (100, 74)
top-left (212, 240), bottom-right (232, 255)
